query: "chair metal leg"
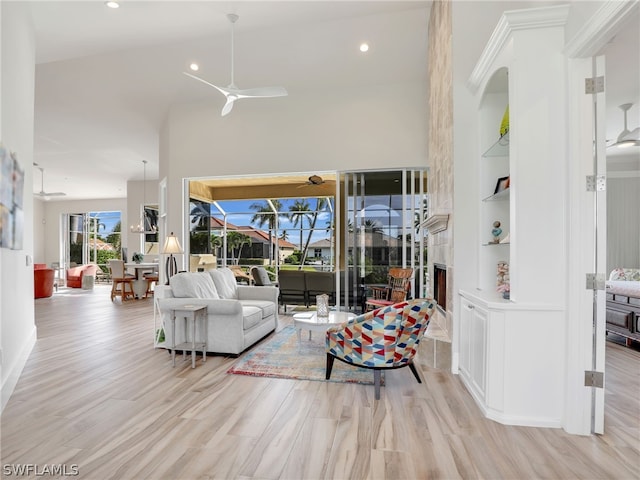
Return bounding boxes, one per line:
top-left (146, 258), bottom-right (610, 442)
top-left (408, 362), bottom-right (422, 384)
top-left (325, 354), bottom-right (335, 380)
top-left (374, 370), bottom-right (381, 400)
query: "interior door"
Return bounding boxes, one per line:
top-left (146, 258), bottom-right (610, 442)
top-left (591, 54), bottom-right (607, 434)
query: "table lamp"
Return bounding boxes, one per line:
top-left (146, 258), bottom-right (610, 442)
top-left (161, 232), bottom-right (183, 284)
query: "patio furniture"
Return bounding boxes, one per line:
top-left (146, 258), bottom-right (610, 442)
top-left (365, 267), bottom-right (413, 311)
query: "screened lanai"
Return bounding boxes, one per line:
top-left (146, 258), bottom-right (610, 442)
top-left (187, 169), bottom-right (428, 312)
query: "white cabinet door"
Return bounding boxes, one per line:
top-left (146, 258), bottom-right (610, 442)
top-left (469, 304), bottom-right (488, 401)
top-left (459, 298), bottom-right (473, 378)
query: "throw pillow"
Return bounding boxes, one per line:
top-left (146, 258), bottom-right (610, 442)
top-left (170, 272), bottom-right (219, 298)
top-left (209, 268), bottom-right (238, 299)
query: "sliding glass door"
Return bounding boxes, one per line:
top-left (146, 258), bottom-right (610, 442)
top-left (338, 169), bottom-right (428, 312)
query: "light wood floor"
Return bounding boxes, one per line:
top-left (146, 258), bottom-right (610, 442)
top-left (2, 285), bottom-right (638, 480)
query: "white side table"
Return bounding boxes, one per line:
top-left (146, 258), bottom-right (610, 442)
top-left (168, 305), bottom-right (208, 368)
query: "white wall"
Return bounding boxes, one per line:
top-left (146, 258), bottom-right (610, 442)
top-left (607, 175), bottom-right (640, 270)
top-left (125, 179), bottom-right (158, 256)
top-left (0, 2), bottom-right (37, 412)
top-left (160, 81), bottom-right (428, 266)
top-left (37, 198), bottom-right (128, 267)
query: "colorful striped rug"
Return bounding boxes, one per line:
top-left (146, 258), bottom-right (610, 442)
top-left (227, 325), bottom-right (380, 385)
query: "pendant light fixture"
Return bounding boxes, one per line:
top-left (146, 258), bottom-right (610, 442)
top-left (130, 160), bottom-right (157, 234)
top-left (610, 103), bottom-right (640, 149)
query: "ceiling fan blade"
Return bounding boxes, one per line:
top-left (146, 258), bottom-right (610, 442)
top-left (233, 86), bottom-right (288, 99)
top-left (221, 96), bottom-right (236, 116)
top-left (183, 72), bottom-right (229, 97)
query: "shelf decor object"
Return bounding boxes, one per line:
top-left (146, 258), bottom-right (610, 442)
top-left (161, 232), bottom-right (183, 284)
top-left (493, 176), bottom-right (510, 194)
top-left (499, 105), bottom-right (509, 137)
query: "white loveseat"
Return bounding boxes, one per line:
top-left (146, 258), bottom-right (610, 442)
top-left (158, 268), bottom-right (278, 355)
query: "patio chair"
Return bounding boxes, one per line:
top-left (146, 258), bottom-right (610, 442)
top-left (251, 266), bottom-right (278, 287)
top-left (326, 298), bottom-right (435, 400)
top-left (365, 267), bottom-right (413, 311)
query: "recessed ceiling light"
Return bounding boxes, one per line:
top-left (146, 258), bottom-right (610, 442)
top-left (105, 1), bottom-right (120, 8)
top-left (359, 43), bottom-right (369, 53)
top-left (189, 63), bottom-right (199, 71)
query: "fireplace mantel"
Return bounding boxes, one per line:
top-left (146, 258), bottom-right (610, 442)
top-left (422, 214), bottom-right (449, 235)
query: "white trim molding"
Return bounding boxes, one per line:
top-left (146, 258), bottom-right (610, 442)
top-left (564, 0), bottom-right (639, 58)
top-left (422, 214), bottom-right (449, 235)
top-left (467, 4), bottom-right (570, 93)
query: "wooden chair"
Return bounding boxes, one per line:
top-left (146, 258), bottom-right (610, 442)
top-left (108, 259), bottom-right (135, 302)
top-left (365, 267), bottom-right (413, 312)
top-left (143, 273), bottom-right (159, 298)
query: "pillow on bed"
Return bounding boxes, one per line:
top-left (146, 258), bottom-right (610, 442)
top-left (609, 268), bottom-right (640, 281)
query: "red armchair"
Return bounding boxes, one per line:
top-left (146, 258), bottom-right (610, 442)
top-left (66, 264), bottom-right (98, 288)
top-left (34, 264), bottom-right (55, 298)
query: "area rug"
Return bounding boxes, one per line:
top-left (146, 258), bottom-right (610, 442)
top-left (227, 325), bottom-right (382, 385)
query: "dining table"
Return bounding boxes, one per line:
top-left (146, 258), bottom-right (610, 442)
top-left (125, 262), bottom-right (159, 279)
top-left (125, 262), bottom-right (159, 298)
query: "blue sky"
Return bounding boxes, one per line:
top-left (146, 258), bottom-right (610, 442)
top-left (207, 198), bottom-right (333, 247)
top-left (89, 211), bottom-right (121, 235)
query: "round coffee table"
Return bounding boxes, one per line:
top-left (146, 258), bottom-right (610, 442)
top-left (293, 311), bottom-right (356, 342)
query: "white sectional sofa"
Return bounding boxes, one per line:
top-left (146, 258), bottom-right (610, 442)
top-left (158, 268), bottom-right (278, 355)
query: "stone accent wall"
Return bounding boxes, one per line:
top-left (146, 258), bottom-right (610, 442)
top-left (423, 0), bottom-right (453, 370)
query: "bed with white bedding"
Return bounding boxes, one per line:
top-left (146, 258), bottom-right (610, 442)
top-left (605, 268), bottom-right (640, 345)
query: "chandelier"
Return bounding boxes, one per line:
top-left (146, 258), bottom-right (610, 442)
top-left (130, 159), bottom-right (157, 234)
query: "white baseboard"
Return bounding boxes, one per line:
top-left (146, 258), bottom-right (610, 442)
top-left (1, 326), bottom-right (37, 413)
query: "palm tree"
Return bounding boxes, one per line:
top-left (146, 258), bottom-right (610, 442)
top-left (364, 219), bottom-right (383, 234)
top-left (299, 198), bottom-right (329, 266)
top-left (210, 234), bottom-right (223, 258)
top-left (106, 221), bottom-right (122, 253)
top-left (226, 231), bottom-right (251, 265)
top-left (288, 199), bottom-right (313, 252)
top-left (250, 200), bottom-right (283, 264)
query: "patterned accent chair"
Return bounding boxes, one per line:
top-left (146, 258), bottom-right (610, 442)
top-left (326, 298), bottom-right (436, 399)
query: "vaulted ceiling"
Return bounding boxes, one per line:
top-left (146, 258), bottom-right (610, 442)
top-left (27, 1), bottom-right (639, 200)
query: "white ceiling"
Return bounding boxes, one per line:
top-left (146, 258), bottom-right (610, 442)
top-left (26, 1), bottom-right (639, 200)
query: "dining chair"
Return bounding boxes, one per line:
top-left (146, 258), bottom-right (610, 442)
top-left (108, 259), bottom-right (135, 302)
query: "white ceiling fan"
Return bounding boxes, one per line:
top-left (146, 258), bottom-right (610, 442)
top-left (34, 164), bottom-right (66, 197)
top-left (183, 13), bottom-right (288, 116)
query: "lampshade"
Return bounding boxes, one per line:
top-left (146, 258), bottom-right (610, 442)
top-left (161, 233), bottom-right (183, 255)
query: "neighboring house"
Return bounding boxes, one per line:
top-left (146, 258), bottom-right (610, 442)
top-left (209, 218), bottom-right (297, 264)
top-left (309, 231), bottom-right (405, 265)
